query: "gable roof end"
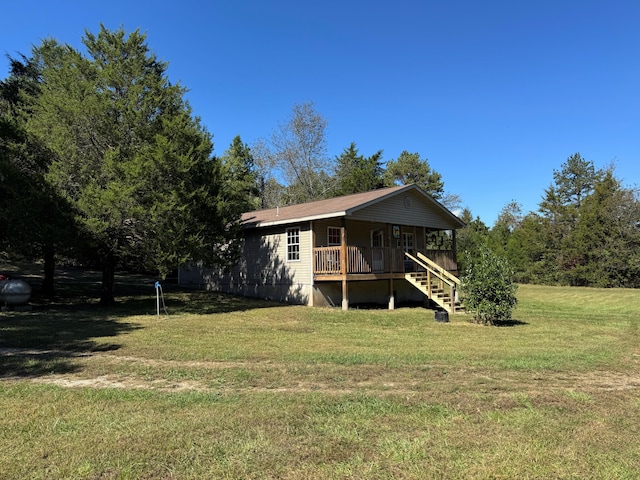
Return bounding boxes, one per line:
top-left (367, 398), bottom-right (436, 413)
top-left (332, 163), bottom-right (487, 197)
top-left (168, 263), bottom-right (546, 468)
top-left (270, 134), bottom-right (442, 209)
top-left (241, 184), bottom-right (464, 229)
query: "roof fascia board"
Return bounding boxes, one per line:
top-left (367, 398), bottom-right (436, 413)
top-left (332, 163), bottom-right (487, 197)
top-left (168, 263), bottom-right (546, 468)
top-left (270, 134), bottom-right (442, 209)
top-left (242, 184), bottom-right (465, 230)
top-left (343, 184), bottom-right (414, 216)
top-left (410, 187), bottom-right (466, 228)
top-left (243, 211), bottom-right (347, 229)
top-left (343, 184), bottom-right (464, 228)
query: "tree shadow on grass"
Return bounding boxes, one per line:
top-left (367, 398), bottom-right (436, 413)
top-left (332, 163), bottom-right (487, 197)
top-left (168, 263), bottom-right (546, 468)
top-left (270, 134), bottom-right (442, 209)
top-left (0, 305), bottom-right (142, 378)
top-left (50, 267), bottom-right (285, 316)
top-left (0, 265), bottom-right (287, 379)
top-left (0, 268), bottom-right (149, 379)
top-left (494, 319), bottom-right (529, 327)
top-left (1, 349), bottom-right (90, 377)
top-left (160, 286), bottom-right (285, 315)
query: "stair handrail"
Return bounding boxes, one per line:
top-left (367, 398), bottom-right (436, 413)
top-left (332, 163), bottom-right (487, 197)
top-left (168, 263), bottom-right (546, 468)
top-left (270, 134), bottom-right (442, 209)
top-left (405, 252), bottom-right (460, 287)
top-left (416, 252), bottom-right (461, 286)
top-left (405, 251), bottom-right (461, 314)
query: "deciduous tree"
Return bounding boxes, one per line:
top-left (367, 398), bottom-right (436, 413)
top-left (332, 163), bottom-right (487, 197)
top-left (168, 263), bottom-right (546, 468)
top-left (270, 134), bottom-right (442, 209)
top-left (488, 200), bottom-right (522, 258)
top-left (250, 138), bottom-right (284, 209)
top-left (269, 101), bottom-right (333, 204)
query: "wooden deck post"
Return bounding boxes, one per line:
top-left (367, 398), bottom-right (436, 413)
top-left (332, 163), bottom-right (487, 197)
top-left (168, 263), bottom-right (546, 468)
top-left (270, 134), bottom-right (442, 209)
top-left (341, 225), bottom-right (348, 311)
top-left (310, 222), bottom-right (315, 307)
top-left (452, 229), bottom-right (458, 274)
top-left (388, 223), bottom-right (395, 310)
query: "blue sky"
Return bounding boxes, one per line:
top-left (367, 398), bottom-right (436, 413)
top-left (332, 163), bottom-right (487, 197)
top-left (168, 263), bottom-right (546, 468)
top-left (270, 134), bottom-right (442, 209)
top-left (2, 0), bottom-right (638, 225)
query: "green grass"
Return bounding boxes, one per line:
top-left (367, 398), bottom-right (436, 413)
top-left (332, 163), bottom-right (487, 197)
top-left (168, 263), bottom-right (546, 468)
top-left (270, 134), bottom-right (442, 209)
top-left (1, 271), bottom-right (639, 479)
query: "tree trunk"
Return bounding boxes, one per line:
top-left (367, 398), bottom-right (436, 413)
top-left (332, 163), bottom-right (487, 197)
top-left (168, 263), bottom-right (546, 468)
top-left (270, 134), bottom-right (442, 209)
top-left (41, 242), bottom-right (56, 296)
top-left (100, 251), bottom-right (116, 305)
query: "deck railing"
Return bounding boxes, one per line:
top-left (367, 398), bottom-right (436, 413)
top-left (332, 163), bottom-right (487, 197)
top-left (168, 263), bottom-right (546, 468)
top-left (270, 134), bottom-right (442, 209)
top-left (314, 246), bottom-right (454, 275)
top-left (423, 250), bottom-right (458, 272)
top-left (314, 246), bottom-right (342, 275)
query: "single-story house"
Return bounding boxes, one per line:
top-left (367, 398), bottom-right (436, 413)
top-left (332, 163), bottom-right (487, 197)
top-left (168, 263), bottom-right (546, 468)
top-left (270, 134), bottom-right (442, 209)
top-left (179, 184), bottom-right (466, 311)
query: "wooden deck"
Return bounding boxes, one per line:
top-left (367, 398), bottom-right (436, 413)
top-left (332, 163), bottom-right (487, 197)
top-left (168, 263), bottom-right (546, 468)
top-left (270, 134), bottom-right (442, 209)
top-left (313, 246), bottom-right (456, 280)
top-left (314, 246), bottom-right (461, 312)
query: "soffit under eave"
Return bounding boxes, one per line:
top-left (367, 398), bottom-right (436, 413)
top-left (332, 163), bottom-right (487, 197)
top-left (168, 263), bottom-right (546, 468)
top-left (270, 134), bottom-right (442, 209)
top-left (241, 211), bottom-right (347, 230)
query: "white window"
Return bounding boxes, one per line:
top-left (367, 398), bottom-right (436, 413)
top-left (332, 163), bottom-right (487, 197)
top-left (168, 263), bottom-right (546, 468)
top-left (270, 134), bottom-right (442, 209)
top-left (287, 227), bottom-right (300, 261)
top-left (328, 227), bottom-right (341, 246)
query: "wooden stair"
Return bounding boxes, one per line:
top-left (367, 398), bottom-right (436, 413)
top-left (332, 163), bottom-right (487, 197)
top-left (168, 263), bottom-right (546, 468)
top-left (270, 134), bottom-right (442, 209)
top-left (405, 272), bottom-right (464, 313)
top-left (404, 252), bottom-right (464, 314)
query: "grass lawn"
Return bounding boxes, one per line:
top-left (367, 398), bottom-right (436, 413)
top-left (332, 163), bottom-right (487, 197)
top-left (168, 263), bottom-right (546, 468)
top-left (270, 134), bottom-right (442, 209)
top-left (1, 266), bottom-right (639, 479)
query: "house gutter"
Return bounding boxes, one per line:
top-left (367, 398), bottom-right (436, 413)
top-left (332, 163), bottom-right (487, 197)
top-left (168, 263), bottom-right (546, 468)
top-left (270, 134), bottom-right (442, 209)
top-left (243, 211), bottom-right (348, 229)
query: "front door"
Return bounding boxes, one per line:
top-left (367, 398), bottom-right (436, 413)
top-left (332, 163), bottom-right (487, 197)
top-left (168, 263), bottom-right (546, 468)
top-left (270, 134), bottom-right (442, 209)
top-left (371, 229), bottom-right (384, 272)
top-left (403, 232), bottom-right (414, 272)
top-left (403, 233), bottom-right (414, 255)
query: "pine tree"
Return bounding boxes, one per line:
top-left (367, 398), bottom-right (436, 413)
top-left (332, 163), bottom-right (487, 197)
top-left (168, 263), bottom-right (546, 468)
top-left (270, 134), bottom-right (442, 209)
top-left (333, 142), bottom-right (384, 196)
top-left (383, 151), bottom-right (444, 199)
top-left (219, 135), bottom-right (260, 214)
top-left (27, 26), bottom-right (232, 304)
top-left (571, 169), bottom-right (640, 287)
top-left (1, 52), bottom-right (80, 295)
top-left (538, 153), bottom-right (601, 284)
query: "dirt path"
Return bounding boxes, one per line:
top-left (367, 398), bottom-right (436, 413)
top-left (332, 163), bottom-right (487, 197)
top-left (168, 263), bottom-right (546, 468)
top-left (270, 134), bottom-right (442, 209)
top-left (3, 348), bottom-right (640, 397)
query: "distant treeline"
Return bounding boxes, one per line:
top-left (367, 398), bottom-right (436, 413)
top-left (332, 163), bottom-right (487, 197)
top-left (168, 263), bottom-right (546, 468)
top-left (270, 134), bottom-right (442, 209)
top-left (458, 153), bottom-right (640, 288)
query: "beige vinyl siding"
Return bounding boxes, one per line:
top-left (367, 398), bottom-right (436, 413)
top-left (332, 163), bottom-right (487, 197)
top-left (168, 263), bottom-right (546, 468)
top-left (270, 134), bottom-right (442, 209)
top-left (351, 189), bottom-right (456, 230)
top-left (313, 219), bottom-right (426, 250)
top-left (278, 223), bottom-right (312, 287)
top-left (179, 223), bottom-right (313, 305)
top-left (238, 223), bottom-right (312, 302)
top-left (177, 262), bottom-right (210, 287)
top-left (313, 219), bottom-right (389, 247)
top-left (313, 219), bottom-right (344, 246)
top-left (345, 220), bottom-right (387, 246)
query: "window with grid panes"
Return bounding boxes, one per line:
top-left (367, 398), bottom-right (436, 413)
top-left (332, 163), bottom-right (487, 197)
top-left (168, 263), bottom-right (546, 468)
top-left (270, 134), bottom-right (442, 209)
top-left (287, 227), bottom-right (300, 261)
top-left (328, 227), bottom-right (341, 246)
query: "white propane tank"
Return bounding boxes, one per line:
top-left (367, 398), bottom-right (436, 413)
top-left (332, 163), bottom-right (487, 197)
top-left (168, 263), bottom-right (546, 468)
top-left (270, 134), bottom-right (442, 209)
top-left (0, 279), bottom-right (32, 305)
